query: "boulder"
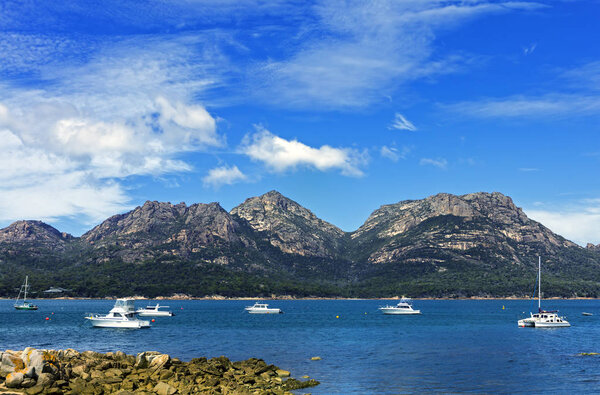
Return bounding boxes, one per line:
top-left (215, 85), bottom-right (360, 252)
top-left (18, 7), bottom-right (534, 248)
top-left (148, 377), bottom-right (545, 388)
top-left (154, 381), bottom-right (178, 395)
top-left (1, 352), bottom-right (24, 374)
top-left (36, 372), bottom-right (55, 387)
top-left (5, 371), bottom-right (25, 388)
top-left (149, 354), bottom-right (171, 371)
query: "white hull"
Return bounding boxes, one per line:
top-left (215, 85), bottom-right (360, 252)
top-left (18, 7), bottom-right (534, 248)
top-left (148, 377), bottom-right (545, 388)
top-left (137, 311), bottom-right (173, 317)
top-left (246, 308), bottom-right (282, 314)
top-left (534, 321), bottom-right (571, 328)
top-left (87, 318), bottom-right (150, 328)
top-left (380, 308), bottom-right (421, 315)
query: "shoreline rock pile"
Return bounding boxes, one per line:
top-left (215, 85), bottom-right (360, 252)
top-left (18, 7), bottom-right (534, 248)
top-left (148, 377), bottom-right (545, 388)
top-left (0, 348), bottom-right (319, 394)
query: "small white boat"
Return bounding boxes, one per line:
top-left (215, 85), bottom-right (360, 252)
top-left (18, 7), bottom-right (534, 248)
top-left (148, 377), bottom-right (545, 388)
top-left (136, 303), bottom-right (174, 317)
top-left (582, 312), bottom-right (593, 316)
top-left (245, 302), bottom-right (282, 314)
top-left (379, 297), bottom-right (421, 315)
top-left (517, 257), bottom-right (570, 328)
top-left (86, 298), bottom-right (150, 329)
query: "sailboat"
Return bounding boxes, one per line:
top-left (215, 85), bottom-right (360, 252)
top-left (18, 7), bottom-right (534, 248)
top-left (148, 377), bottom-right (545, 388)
top-left (14, 276), bottom-right (38, 311)
top-left (517, 257), bottom-right (569, 328)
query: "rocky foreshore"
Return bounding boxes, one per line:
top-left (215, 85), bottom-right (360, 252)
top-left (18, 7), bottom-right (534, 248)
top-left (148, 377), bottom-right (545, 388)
top-left (0, 348), bottom-right (319, 394)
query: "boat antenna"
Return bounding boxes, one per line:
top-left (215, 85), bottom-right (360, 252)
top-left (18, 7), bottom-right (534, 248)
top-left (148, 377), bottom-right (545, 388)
top-left (538, 256), bottom-right (541, 311)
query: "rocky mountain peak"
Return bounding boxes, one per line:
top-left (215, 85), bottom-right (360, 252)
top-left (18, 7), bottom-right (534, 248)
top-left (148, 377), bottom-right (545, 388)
top-left (230, 190), bottom-right (345, 257)
top-left (587, 243), bottom-right (600, 251)
top-left (0, 220), bottom-right (73, 247)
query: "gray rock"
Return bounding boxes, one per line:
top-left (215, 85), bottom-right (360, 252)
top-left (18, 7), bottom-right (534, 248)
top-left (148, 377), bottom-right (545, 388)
top-left (5, 371), bottom-right (25, 388)
top-left (154, 381), bottom-right (177, 395)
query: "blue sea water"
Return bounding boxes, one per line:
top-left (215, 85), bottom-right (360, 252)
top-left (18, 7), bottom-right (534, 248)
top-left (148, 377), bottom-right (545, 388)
top-left (1, 299), bottom-right (600, 394)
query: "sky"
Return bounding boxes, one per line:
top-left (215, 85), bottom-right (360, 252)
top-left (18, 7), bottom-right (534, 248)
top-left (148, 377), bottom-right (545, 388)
top-left (0, 0), bottom-right (599, 246)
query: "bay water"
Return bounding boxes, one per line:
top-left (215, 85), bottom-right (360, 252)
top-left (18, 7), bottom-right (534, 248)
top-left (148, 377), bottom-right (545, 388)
top-left (2, 299), bottom-right (599, 393)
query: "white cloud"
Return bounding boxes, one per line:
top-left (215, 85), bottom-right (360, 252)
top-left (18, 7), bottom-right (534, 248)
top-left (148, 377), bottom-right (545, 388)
top-left (380, 145), bottom-right (411, 162)
top-left (445, 61), bottom-right (600, 118)
top-left (202, 165), bottom-right (247, 188)
top-left (253, 0), bottom-right (544, 108)
top-left (241, 128), bottom-right (366, 176)
top-left (446, 94), bottom-right (600, 118)
top-left (526, 203), bottom-right (600, 246)
top-left (420, 157), bottom-right (448, 169)
top-left (389, 113), bottom-right (417, 131)
top-left (0, 36), bottom-right (222, 225)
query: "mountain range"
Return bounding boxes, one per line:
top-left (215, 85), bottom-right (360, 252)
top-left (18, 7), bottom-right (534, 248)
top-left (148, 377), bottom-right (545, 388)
top-left (1, 191), bottom-right (599, 298)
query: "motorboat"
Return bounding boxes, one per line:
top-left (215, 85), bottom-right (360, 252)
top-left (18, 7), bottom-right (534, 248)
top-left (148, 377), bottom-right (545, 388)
top-left (136, 303), bottom-right (174, 317)
top-left (379, 297), bottom-right (421, 315)
top-left (245, 302), bottom-right (282, 314)
top-left (86, 298), bottom-right (150, 328)
top-left (517, 257), bottom-right (570, 328)
top-left (14, 276), bottom-right (38, 311)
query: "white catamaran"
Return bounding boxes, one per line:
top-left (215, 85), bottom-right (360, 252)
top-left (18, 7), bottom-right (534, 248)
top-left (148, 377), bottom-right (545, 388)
top-left (518, 257), bottom-right (570, 328)
top-left (14, 276), bottom-right (38, 311)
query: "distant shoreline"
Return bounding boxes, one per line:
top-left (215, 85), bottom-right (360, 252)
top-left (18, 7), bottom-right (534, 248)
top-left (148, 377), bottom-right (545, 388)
top-left (2, 296), bottom-right (598, 301)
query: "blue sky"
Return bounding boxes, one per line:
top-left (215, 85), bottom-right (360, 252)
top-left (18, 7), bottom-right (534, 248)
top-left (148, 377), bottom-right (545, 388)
top-left (0, 0), bottom-right (598, 245)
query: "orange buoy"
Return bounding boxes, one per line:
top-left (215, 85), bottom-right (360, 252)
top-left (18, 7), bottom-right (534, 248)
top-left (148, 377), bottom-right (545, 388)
top-left (151, 319), bottom-right (155, 322)
top-left (45, 317), bottom-right (49, 320)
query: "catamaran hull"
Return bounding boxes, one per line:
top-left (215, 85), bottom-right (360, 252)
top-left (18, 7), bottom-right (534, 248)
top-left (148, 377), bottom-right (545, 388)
top-left (137, 311), bottom-right (174, 317)
top-left (518, 319), bottom-right (535, 327)
top-left (534, 322), bottom-right (571, 328)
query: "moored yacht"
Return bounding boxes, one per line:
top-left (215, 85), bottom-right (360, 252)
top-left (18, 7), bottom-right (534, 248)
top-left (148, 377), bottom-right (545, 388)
top-left (14, 276), bottom-right (38, 311)
top-left (379, 297), bottom-right (421, 315)
top-left (86, 298), bottom-right (150, 328)
top-left (136, 303), bottom-right (174, 317)
top-left (245, 302), bottom-right (282, 314)
top-left (517, 257), bottom-right (570, 328)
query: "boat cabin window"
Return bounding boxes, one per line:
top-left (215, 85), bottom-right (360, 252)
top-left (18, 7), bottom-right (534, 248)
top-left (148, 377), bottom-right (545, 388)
top-left (113, 313), bottom-right (122, 317)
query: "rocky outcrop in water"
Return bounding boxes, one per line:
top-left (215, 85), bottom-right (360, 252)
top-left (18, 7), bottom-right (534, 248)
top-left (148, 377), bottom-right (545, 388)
top-left (0, 348), bottom-right (318, 394)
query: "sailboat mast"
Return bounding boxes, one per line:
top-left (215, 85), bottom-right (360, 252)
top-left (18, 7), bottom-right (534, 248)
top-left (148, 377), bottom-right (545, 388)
top-left (538, 256), bottom-right (541, 310)
top-left (24, 275), bottom-right (28, 301)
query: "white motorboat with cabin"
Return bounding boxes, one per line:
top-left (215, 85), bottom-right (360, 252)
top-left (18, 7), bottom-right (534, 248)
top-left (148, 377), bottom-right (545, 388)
top-left (379, 297), bottom-right (421, 315)
top-left (245, 302), bottom-right (282, 314)
top-left (14, 276), bottom-right (38, 311)
top-left (518, 257), bottom-right (570, 328)
top-left (136, 303), bottom-right (174, 317)
top-left (86, 298), bottom-right (150, 328)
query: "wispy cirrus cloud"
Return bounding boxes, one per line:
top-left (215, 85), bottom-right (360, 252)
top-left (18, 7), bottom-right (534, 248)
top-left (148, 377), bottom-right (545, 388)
top-left (241, 127), bottom-right (367, 176)
top-left (420, 157), bottom-right (448, 169)
top-left (380, 145), bottom-right (412, 162)
top-left (445, 94), bottom-right (600, 118)
top-left (389, 113), bottom-right (417, 131)
top-left (444, 60), bottom-right (600, 118)
top-left (252, 0), bottom-right (545, 109)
